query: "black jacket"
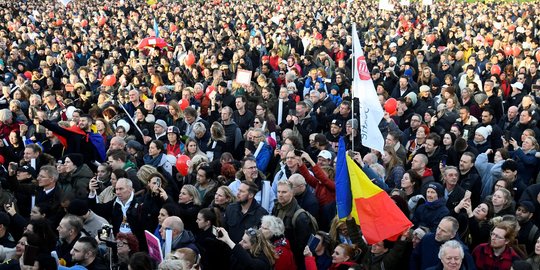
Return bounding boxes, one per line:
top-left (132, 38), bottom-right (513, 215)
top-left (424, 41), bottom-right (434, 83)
top-left (224, 200), bottom-right (268, 243)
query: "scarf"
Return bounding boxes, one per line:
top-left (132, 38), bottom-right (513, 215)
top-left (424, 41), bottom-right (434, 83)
top-left (144, 153), bottom-right (163, 167)
top-left (274, 198), bottom-right (299, 221)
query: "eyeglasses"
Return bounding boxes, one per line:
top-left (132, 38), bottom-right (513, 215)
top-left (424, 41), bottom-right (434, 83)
top-left (490, 232), bottom-right (505, 240)
top-left (117, 241), bottom-right (129, 247)
top-left (254, 121), bottom-right (260, 124)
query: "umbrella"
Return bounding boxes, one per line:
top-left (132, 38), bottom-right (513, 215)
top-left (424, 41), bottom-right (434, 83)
top-left (137, 37), bottom-right (169, 50)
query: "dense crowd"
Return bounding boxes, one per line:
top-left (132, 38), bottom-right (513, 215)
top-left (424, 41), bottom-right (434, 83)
top-left (1, 0), bottom-right (540, 269)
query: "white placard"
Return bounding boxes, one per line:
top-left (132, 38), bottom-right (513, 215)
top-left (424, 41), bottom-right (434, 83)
top-left (236, 69), bottom-right (252, 85)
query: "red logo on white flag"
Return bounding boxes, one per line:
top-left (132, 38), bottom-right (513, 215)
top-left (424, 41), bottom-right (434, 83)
top-left (356, 56), bottom-right (370, 80)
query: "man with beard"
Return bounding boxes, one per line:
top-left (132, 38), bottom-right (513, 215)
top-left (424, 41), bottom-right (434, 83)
top-left (515, 201), bottom-right (540, 254)
top-left (37, 113), bottom-right (104, 166)
top-left (229, 156), bottom-right (274, 212)
top-left (224, 180), bottom-right (268, 242)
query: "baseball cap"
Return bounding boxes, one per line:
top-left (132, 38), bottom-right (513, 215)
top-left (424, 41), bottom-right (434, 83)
top-left (318, 150), bottom-right (332, 160)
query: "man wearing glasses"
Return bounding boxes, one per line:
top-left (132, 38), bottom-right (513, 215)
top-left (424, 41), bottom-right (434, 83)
top-left (472, 221), bottom-right (521, 269)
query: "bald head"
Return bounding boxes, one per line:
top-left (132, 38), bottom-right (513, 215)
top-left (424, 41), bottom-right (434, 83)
top-left (161, 216), bottom-right (184, 238)
top-left (109, 136), bottom-right (126, 150)
top-left (288, 173), bottom-right (306, 195)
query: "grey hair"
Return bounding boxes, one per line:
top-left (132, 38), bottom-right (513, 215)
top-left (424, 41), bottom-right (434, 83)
top-left (441, 216), bottom-right (460, 235)
top-left (438, 240), bottom-right (464, 260)
top-left (288, 174), bottom-right (306, 186)
top-left (261, 215), bottom-right (285, 237)
top-left (40, 165), bottom-right (59, 181)
top-left (0, 109), bottom-right (12, 122)
top-left (192, 122), bottom-right (206, 134)
top-left (158, 259), bottom-right (185, 270)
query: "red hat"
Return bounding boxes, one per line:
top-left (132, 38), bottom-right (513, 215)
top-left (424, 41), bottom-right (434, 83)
top-left (23, 71), bottom-right (32, 80)
top-left (65, 52), bottom-right (73, 59)
top-left (262, 55), bottom-right (270, 61)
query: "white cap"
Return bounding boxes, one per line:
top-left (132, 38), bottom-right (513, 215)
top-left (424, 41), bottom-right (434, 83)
top-left (511, 82), bottom-right (524, 90)
top-left (318, 150), bottom-right (332, 160)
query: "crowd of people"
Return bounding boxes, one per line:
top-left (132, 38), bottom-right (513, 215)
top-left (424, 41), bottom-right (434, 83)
top-left (1, 0), bottom-right (540, 269)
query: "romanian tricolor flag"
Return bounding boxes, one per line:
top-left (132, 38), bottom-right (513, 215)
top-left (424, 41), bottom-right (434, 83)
top-left (335, 137), bottom-right (412, 244)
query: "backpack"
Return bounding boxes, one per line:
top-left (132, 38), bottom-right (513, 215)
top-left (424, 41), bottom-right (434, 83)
top-left (292, 208), bottom-right (319, 233)
top-left (88, 132), bottom-right (107, 162)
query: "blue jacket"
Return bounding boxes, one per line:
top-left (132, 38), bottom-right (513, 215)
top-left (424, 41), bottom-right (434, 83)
top-left (412, 199), bottom-right (449, 232)
top-left (475, 153), bottom-right (503, 200)
top-left (255, 143), bottom-right (272, 173)
top-left (410, 233), bottom-right (476, 270)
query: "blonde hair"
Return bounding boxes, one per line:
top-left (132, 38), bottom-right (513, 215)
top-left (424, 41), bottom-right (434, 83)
top-left (136, 165), bottom-right (158, 186)
top-left (181, 185), bottom-right (202, 206)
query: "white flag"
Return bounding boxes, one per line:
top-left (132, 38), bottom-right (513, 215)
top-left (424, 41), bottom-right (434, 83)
top-left (352, 24), bottom-right (385, 153)
top-left (59, 0), bottom-right (72, 6)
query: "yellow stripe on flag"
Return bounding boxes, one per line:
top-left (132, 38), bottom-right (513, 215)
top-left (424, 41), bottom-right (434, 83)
top-left (346, 155), bottom-right (382, 198)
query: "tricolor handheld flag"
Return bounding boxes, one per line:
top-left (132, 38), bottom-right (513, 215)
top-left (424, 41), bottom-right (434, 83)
top-left (351, 24), bottom-right (385, 153)
top-left (153, 17), bottom-right (160, 38)
top-left (335, 137), bottom-right (412, 244)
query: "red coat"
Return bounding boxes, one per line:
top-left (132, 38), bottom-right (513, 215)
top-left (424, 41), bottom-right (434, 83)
top-left (274, 238), bottom-right (297, 270)
top-left (298, 163), bottom-right (336, 206)
top-left (0, 121), bottom-right (20, 140)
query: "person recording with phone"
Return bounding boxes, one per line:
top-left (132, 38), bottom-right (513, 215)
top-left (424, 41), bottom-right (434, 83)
top-left (195, 208), bottom-right (231, 270)
top-left (215, 227), bottom-right (275, 270)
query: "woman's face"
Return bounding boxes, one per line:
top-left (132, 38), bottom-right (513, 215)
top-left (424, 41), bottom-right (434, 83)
top-left (64, 157), bottom-right (77, 173)
top-left (135, 109), bottom-right (145, 121)
top-left (178, 188), bottom-right (193, 204)
top-left (494, 151), bottom-right (503, 163)
top-left (443, 134), bottom-right (453, 146)
top-left (148, 142), bottom-right (160, 157)
top-left (9, 132), bottom-right (18, 145)
top-left (473, 203), bottom-right (489, 220)
top-left (214, 188), bottom-right (228, 205)
top-left (461, 90), bottom-right (470, 99)
top-left (96, 120), bottom-right (105, 132)
top-left (535, 237), bottom-right (540, 255)
top-left (416, 127), bottom-right (427, 139)
top-left (382, 151), bottom-right (391, 164)
top-left (187, 141), bottom-right (197, 154)
top-left (196, 213), bottom-right (211, 230)
top-left (259, 221), bottom-right (272, 239)
top-left (15, 236), bottom-right (27, 257)
top-left (492, 190), bottom-right (506, 207)
top-left (117, 238), bottom-right (131, 256)
top-left (401, 173), bottom-right (412, 189)
top-left (239, 233), bottom-right (253, 250)
top-left (446, 98), bottom-right (455, 109)
top-left (331, 246), bottom-right (349, 264)
top-left (158, 208), bottom-right (169, 225)
top-left (450, 126), bottom-right (461, 137)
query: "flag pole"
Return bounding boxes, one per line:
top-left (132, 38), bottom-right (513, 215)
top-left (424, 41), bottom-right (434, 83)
top-left (350, 23), bottom-right (356, 151)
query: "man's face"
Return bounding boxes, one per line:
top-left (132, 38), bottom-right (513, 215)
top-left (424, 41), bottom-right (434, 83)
top-left (459, 109), bottom-right (469, 122)
top-left (57, 219), bottom-right (71, 240)
top-left (339, 104), bottom-right (350, 116)
top-left (70, 242), bottom-right (88, 263)
top-left (411, 155), bottom-right (424, 171)
top-left (481, 111), bottom-right (493, 124)
top-left (501, 167), bottom-right (517, 181)
top-left (508, 107), bottom-right (518, 120)
top-left (23, 148), bottom-right (38, 161)
top-left (444, 169), bottom-right (459, 186)
top-left (221, 109), bottom-right (231, 122)
top-left (236, 183), bottom-right (251, 204)
top-left (277, 184), bottom-right (294, 205)
top-left (441, 247), bottom-right (463, 270)
top-left (520, 111), bottom-right (532, 124)
top-left (78, 117), bottom-right (90, 130)
top-left (37, 170), bottom-right (54, 188)
top-left (235, 98), bottom-right (245, 110)
top-left (108, 157), bottom-right (123, 170)
top-left (330, 124), bottom-right (341, 135)
top-left (410, 116), bottom-right (421, 129)
top-left (115, 179), bottom-right (132, 202)
top-left (242, 160), bottom-right (258, 180)
top-left (490, 228), bottom-right (508, 249)
top-left (435, 220), bottom-right (455, 242)
top-left (426, 188), bottom-right (438, 202)
top-left (385, 135), bottom-right (397, 147)
top-left (459, 155), bottom-right (473, 173)
top-left (515, 206), bottom-right (533, 223)
top-left (424, 139), bottom-right (436, 154)
top-left (399, 78), bottom-right (408, 89)
top-left (285, 152), bottom-right (299, 169)
top-left (154, 124), bottom-right (165, 135)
